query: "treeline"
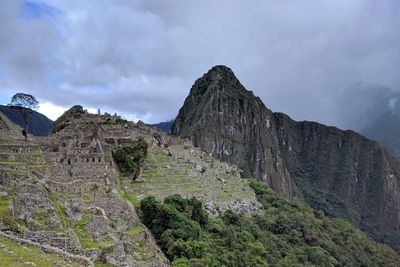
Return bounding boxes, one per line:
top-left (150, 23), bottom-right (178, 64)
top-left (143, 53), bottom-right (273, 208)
top-left (140, 181), bottom-right (400, 266)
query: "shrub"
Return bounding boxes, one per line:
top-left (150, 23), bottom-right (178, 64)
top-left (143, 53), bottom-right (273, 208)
top-left (113, 137), bottom-right (148, 179)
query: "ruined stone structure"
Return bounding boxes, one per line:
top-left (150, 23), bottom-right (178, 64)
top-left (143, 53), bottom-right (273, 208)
top-left (0, 111), bottom-right (168, 266)
top-left (0, 109), bottom-right (260, 266)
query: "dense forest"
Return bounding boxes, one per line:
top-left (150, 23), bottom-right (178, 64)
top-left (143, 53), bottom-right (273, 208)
top-left (141, 181), bottom-right (400, 266)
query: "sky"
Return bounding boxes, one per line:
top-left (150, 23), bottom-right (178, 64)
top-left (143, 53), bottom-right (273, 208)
top-left (1, 0), bottom-right (400, 128)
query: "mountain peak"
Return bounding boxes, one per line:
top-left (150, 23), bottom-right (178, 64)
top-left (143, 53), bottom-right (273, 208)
top-left (208, 64), bottom-right (234, 75)
top-left (201, 65), bottom-right (238, 83)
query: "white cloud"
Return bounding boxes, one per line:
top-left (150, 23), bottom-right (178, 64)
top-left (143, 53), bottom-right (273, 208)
top-left (38, 101), bottom-right (67, 120)
top-left (1, 0), bottom-right (400, 126)
top-left (38, 101), bottom-right (99, 120)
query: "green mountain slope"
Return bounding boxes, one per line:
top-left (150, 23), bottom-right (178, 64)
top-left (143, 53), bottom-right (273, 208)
top-left (142, 182), bottom-right (400, 266)
top-left (0, 105), bottom-right (52, 136)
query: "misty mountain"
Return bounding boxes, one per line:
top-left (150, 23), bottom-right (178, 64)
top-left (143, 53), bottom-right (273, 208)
top-left (335, 84), bottom-right (400, 131)
top-left (362, 111), bottom-right (400, 158)
top-left (0, 105), bottom-right (52, 136)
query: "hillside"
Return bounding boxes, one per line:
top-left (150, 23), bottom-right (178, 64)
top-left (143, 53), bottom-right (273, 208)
top-left (0, 105), bottom-right (52, 136)
top-left (172, 65), bottom-right (400, 251)
top-left (142, 181), bottom-right (400, 266)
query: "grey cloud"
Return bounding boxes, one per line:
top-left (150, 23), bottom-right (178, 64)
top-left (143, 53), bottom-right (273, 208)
top-left (1, 0), bottom-right (400, 126)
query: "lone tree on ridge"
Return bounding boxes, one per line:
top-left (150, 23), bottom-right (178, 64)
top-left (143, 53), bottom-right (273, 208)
top-left (9, 93), bottom-right (39, 141)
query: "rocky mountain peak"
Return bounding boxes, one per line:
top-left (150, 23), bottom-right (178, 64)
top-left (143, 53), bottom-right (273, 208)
top-left (187, 65), bottom-right (250, 101)
top-left (205, 65), bottom-right (236, 80)
top-left (172, 66), bottom-right (295, 197)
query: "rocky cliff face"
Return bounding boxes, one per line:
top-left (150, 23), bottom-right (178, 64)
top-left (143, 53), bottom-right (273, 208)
top-left (172, 65), bottom-right (400, 251)
top-left (172, 66), bottom-right (296, 198)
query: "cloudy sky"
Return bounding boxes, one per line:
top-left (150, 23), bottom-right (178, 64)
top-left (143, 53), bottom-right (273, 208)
top-left (1, 0), bottom-right (400, 128)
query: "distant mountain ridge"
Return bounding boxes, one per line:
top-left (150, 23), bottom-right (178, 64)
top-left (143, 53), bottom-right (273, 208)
top-left (172, 65), bottom-right (400, 251)
top-left (0, 105), bottom-right (52, 136)
top-left (152, 120), bottom-right (173, 133)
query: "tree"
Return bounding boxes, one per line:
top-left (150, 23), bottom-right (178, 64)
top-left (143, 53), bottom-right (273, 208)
top-left (9, 93), bottom-right (39, 141)
top-left (113, 137), bottom-right (148, 179)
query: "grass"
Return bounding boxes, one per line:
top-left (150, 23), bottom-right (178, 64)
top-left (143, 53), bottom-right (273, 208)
top-left (31, 207), bottom-right (51, 226)
top-left (146, 162), bottom-right (193, 166)
top-left (0, 161), bottom-right (51, 168)
top-left (72, 213), bottom-right (112, 249)
top-left (0, 152), bottom-right (42, 156)
top-left (0, 235), bottom-right (81, 267)
top-left (0, 196), bottom-right (16, 228)
top-left (125, 224), bottom-right (145, 237)
top-left (126, 193), bottom-right (141, 208)
top-left (139, 181), bottom-right (200, 185)
top-left (73, 214), bottom-right (99, 249)
top-left (0, 161), bottom-right (24, 165)
top-left (158, 187), bottom-right (203, 191)
top-left (26, 163), bottom-right (52, 168)
top-left (3, 170), bottom-right (27, 175)
top-left (94, 262), bottom-right (116, 267)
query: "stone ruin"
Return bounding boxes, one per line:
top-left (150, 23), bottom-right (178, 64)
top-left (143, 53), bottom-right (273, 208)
top-left (0, 109), bottom-right (260, 266)
top-left (0, 111), bottom-right (168, 266)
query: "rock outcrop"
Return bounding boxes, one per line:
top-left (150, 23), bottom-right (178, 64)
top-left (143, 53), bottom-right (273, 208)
top-left (172, 66), bottom-right (296, 198)
top-left (172, 65), bottom-right (400, 251)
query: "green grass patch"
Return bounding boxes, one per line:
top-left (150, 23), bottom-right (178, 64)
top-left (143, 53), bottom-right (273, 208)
top-left (119, 175), bottom-right (129, 181)
top-left (125, 224), bottom-right (145, 237)
top-left (126, 193), bottom-right (141, 208)
top-left (0, 235), bottom-right (81, 267)
top-left (73, 214), bottom-right (99, 249)
top-left (0, 161), bottom-right (51, 168)
top-left (54, 201), bottom-right (68, 229)
top-left (158, 187), bottom-right (203, 191)
top-left (26, 163), bottom-right (52, 168)
top-left (94, 262), bottom-right (116, 267)
top-left (3, 170), bottom-right (27, 175)
top-left (0, 196), bottom-right (16, 228)
top-left (0, 161), bottom-right (24, 165)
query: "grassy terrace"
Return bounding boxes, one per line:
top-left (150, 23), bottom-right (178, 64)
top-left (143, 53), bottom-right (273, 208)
top-left (0, 235), bottom-right (82, 267)
top-left (125, 146), bottom-right (258, 207)
top-left (0, 161), bottom-right (51, 168)
top-left (0, 196), bottom-right (16, 228)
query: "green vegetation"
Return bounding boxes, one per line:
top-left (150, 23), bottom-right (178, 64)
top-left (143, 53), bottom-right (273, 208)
top-left (51, 105), bottom-right (85, 133)
top-left (125, 224), bottom-right (145, 237)
top-left (141, 182), bottom-right (400, 266)
top-left (0, 196), bottom-right (16, 228)
top-left (72, 213), bottom-right (100, 249)
top-left (0, 161), bottom-right (51, 168)
top-left (113, 137), bottom-right (148, 179)
top-left (125, 192), bottom-right (141, 209)
top-left (94, 261), bottom-right (116, 267)
top-left (0, 235), bottom-right (81, 267)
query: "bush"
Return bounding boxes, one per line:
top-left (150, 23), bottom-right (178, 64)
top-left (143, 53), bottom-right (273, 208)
top-left (140, 184), bottom-right (400, 266)
top-left (113, 137), bottom-right (148, 179)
